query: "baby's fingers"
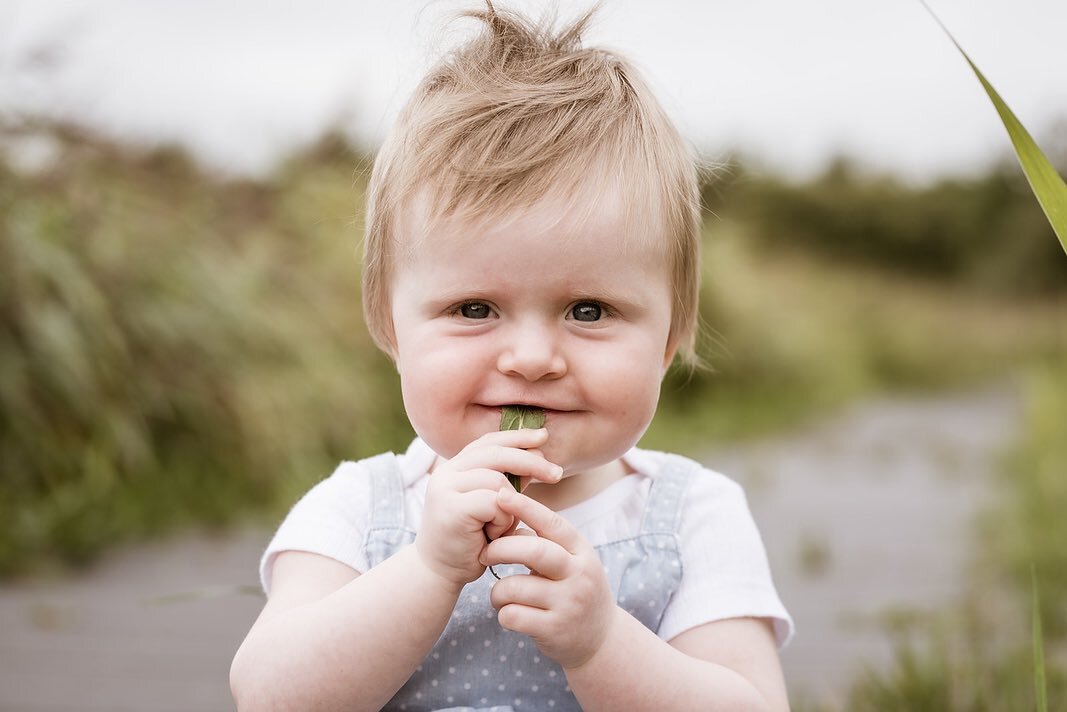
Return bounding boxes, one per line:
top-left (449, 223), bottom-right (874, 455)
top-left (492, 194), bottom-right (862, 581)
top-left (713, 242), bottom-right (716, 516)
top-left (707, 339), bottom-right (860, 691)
top-left (456, 427), bottom-right (550, 458)
top-left (444, 440), bottom-right (562, 488)
top-left (490, 571), bottom-right (556, 611)
top-left (484, 530), bottom-right (571, 580)
top-left (483, 511), bottom-right (517, 541)
top-left (496, 487), bottom-right (583, 554)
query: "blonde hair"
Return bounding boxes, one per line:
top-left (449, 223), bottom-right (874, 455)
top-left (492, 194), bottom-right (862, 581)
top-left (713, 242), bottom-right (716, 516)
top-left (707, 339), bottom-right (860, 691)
top-left (362, 2), bottom-right (701, 367)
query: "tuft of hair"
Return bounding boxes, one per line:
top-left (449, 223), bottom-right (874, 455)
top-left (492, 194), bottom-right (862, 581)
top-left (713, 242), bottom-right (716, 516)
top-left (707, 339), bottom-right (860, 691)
top-left (363, 1), bottom-right (702, 368)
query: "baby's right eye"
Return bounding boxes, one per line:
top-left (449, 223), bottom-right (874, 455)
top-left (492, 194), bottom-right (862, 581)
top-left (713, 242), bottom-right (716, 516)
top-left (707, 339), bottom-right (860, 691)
top-left (457, 302), bottom-right (492, 319)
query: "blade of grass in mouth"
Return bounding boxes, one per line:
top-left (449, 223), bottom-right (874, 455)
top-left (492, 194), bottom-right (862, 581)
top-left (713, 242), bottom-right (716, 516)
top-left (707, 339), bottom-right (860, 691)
top-left (486, 404), bottom-right (547, 579)
top-left (499, 405), bottom-right (546, 491)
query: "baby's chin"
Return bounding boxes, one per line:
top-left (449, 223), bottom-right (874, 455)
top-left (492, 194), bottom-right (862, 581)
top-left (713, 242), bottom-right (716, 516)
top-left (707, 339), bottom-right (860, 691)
top-left (548, 433), bottom-right (642, 470)
top-left (540, 440), bottom-right (635, 480)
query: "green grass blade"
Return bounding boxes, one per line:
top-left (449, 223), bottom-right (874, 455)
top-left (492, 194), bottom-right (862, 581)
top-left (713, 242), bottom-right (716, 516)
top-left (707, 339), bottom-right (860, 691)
top-left (1031, 566), bottom-right (1048, 712)
top-left (923, 2), bottom-right (1067, 254)
top-left (499, 405), bottom-right (545, 490)
top-left (499, 405), bottom-right (546, 432)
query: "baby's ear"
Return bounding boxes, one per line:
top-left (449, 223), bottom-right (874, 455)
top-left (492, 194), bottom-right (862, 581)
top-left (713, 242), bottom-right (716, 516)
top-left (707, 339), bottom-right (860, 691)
top-left (661, 335), bottom-right (680, 372)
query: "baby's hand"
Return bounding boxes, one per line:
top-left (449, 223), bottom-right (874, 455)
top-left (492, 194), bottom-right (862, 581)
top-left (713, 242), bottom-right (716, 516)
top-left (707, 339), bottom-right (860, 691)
top-left (485, 487), bottom-right (616, 670)
top-left (416, 429), bottom-right (562, 587)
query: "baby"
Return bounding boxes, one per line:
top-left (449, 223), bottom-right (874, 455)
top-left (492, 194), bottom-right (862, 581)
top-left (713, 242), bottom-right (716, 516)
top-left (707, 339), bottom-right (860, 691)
top-left (231, 4), bottom-right (792, 710)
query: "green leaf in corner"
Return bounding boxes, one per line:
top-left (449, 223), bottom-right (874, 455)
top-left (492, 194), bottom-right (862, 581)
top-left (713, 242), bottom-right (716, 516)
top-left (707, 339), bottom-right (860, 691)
top-left (499, 405), bottom-right (546, 491)
top-left (923, 1), bottom-right (1067, 254)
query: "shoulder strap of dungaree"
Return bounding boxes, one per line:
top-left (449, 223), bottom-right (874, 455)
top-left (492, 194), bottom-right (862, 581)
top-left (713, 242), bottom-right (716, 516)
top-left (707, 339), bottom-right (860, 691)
top-left (638, 453), bottom-right (698, 536)
top-left (364, 452), bottom-right (404, 530)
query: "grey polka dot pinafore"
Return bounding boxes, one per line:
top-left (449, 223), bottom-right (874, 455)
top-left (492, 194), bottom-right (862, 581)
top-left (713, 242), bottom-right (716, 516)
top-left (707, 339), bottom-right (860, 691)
top-left (361, 453), bottom-right (694, 712)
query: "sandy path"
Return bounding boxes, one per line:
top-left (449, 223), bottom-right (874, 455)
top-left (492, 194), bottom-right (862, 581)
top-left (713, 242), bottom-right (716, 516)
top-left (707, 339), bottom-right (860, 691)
top-left (0, 385), bottom-right (1020, 711)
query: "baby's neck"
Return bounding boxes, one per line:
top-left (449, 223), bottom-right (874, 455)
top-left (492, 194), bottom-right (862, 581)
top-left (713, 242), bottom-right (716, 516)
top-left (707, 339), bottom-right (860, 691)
top-left (523, 458), bottom-right (631, 512)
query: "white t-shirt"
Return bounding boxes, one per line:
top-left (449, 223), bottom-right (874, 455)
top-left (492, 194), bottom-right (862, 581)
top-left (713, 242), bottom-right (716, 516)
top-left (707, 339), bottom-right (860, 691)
top-left (261, 438), bottom-right (793, 647)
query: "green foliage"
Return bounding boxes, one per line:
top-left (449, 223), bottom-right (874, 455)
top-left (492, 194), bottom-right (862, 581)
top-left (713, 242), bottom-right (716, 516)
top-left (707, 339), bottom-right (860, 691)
top-left (1, 120), bottom-right (1064, 578)
top-left (1034, 568), bottom-right (1049, 712)
top-left (925, 1), bottom-right (1067, 254)
top-left (839, 637), bottom-right (1065, 712)
top-left (791, 22), bottom-right (1067, 706)
top-left (0, 123), bottom-right (412, 576)
top-left (644, 221), bottom-right (1065, 450)
top-left (707, 158), bottom-right (1067, 295)
top-left (989, 362), bottom-right (1067, 639)
top-left (809, 362), bottom-right (1067, 711)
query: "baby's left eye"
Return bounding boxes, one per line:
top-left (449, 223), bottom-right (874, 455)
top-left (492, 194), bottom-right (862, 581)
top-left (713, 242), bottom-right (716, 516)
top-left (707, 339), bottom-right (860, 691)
top-left (570, 302), bottom-right (603, 322)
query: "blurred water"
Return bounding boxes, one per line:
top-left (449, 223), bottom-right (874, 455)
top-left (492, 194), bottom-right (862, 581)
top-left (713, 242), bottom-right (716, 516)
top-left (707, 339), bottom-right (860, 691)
top-left (0, 386), bottom-right (1019, 710)
top-left (707, 384), bottom-right (1020, 708)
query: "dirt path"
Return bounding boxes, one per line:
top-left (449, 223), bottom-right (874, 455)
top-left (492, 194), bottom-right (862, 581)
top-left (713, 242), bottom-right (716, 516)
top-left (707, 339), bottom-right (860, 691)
top-left (0, 530), bottom-right (267, 712)
top-left (706, 384), bottom-right (1020, 707)
top-left (0, 385), bottom-right (1021, 711)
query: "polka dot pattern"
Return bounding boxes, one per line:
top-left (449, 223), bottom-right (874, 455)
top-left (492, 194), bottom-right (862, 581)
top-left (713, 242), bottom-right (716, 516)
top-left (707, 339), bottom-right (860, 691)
top-left (365, 451), bottom-right (691, 711)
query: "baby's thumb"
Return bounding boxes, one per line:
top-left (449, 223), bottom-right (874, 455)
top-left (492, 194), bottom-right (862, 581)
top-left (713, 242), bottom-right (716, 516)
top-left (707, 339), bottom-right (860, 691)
top-left (484, 513), bottom-right (515, 542)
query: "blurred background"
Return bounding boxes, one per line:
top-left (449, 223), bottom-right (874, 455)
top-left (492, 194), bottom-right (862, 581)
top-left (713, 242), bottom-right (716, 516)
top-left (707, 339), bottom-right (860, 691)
top-left (1, 1), bottom-right (1065, 710)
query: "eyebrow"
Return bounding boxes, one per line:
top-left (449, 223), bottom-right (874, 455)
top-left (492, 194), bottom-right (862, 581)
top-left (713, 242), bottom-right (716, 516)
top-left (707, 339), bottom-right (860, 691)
top-left (418, 284), bottom-right (650, 314)
top-left (568, 286), bottom-right (645, 308)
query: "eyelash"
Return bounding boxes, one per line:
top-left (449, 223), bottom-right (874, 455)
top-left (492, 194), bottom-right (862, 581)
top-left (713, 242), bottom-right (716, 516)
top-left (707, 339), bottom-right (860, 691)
top-left (450, 301), bottom-right (494, 320)
top-left (569, 300), bottom-right (611, 323)
top-left (446, 300), bottom-right (616, 322)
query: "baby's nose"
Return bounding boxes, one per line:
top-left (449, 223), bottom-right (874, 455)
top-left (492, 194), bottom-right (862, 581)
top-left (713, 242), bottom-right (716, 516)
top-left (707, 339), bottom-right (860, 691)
top-left (496, 323), bottom-right (567, 381)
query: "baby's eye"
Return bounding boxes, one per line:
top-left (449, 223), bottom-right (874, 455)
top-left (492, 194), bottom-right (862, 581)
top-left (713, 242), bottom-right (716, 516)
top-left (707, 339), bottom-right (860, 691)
top-left (570, 302), bottom-right (603, 322)
top-left (458, 302), bottom-right (492, 319)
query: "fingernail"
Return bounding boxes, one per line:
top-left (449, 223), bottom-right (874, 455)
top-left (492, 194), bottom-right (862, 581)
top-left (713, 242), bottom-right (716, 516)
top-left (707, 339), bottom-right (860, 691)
top-left (552, 465), bottom-right (564, 480)
top-left (478, 549), bottom-right (487, 566)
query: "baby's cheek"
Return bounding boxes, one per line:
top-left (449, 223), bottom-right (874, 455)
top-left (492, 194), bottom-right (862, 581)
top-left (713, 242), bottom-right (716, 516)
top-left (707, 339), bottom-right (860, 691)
top-left (403, 392), bottom-right (483, 461)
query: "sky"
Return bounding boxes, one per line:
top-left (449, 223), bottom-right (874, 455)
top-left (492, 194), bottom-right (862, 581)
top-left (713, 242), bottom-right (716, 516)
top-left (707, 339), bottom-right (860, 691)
top-left (2, 0), bottom-right (1066, 182)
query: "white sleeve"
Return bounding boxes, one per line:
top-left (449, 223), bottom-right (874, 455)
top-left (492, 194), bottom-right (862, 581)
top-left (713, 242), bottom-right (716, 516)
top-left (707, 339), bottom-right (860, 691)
top-left (258, 461), bottom-right (373, 595)
top-left (657, 471), bottom-right (794, 647)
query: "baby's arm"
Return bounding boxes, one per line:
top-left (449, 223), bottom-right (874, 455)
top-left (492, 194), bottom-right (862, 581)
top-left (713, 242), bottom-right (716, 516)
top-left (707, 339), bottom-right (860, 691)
top-left (486, 487), bottom-right (790, 711)
top-left (230, 544), bottom-right (462, 711)
top-left (230, 429), bottom-right (562, 711)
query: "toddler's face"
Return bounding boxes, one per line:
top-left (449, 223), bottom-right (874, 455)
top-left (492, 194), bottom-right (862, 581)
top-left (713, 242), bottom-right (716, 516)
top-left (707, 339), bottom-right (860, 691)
top-left (389, 192), bottom-right (676, 477)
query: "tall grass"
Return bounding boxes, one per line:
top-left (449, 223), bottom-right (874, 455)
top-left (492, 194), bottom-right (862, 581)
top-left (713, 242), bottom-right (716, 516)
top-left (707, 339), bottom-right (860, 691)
top-left (645, 219), bottom-right (1066, 449)
top-left (703, 159), bottom-right (1067, 294)
top-left (1, 119), bottom-right (1064, 577)
top-left (1033, 567), bottom-right (1049, 712)
top-left (990, 361), bottom-right (1067, 639)
top-left (923, 0), bottom-right (1067, 253)
top-left (0, 123), bottom-right (412, 576)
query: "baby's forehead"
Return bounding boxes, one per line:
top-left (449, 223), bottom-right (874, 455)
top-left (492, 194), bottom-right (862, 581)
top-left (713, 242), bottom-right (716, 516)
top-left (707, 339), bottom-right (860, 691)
top-left (397, 183), bottom-right (668, 259)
